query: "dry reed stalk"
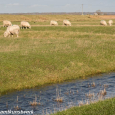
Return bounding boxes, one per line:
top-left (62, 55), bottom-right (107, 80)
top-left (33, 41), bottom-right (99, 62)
top-left (91, 82), bottom-right (96, 87)
top-left (78, 100), bottom-right (84, 107)
top-left (30, 94), bottom-right (39, 106)
top-left (85, 100), bottom-right (89, 105)
top-left (14, 105), bottom-right (21, 110)
top-left (85, 92), bottom-right (94, 99)
top-left (98, 88), bottom-right (107, 100)
top-left (54, 86), bottom-right (63, 102)
top-left (6, 102), bottom-right (8, 108)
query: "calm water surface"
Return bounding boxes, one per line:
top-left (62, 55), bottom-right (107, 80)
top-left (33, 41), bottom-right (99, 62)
top-left (0, 72), bottom-right (115, 115)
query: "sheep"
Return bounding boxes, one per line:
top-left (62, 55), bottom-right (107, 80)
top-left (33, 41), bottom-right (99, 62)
top-left (4, 25), bottom-right (20, 38)
top-left (100, 20), bottom-right (107, 26)
top-left (3, 20), bottom-right (12, 27)
top-left (50, 20), bottom-right (58, 26)
top-left (108, 20), bottom-right (113, 26)
top-left (63, 20), bottom-right (71, 26)
top-left (21, 21), bottom-right (31, 29)
top-left (94, 13), bottom-right (98, 15)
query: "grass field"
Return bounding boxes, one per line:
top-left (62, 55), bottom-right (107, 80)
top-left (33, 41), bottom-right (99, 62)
top-left (53, 97), bottom-right (115, 115)
top-left (0, 15), bottom-right (115, 95)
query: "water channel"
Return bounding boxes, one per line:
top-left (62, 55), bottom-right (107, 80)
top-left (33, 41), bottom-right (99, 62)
top-left (0, 72), bottom-right (115, 115)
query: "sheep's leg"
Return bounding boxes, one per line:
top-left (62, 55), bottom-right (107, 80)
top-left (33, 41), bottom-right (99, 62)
top-left (8, 34), bottom-right (11, 37)
top-left (15, 31), bottom-right (19, 38)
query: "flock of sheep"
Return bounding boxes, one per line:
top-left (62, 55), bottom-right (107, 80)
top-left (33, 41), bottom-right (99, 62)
top-left (51, 20), bottom-right (113, 26)
top-left (3, 20), bottom-right (31, 37)
top-left (100, 20), bottom-right (113, 26)
top-left (50, 20), bottom-right (71, 26)
top-left (3, 20), bottom-right (71, 38)
top-left (2, 19), bottom-right (113, 38)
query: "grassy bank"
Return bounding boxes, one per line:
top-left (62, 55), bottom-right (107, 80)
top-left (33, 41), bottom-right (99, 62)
top-left (0, 15), bottom-right (115, 95)
top-left (53, 97), bottom-right (115, 115)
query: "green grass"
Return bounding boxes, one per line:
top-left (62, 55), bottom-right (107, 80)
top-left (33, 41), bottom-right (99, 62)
top-left (53, 97), bottom-right (115, 115)
top-left (0, 15), bottom-right (115, 95)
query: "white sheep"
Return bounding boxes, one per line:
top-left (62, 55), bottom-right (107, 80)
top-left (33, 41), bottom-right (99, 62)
top-left (21, 21), bottom-right (31, 29)
top-left (3, 20), bottom-right (12, 27)
top-left (100, 20), bottom-right (107, 26)
top-left (63, 20), bottom-right (71, 26)
top-left (4, 25), bottom-right (20, 37)
top-left (50, 20), bottom-right (58, 26)
top-left (108, 20), bottom-right (113, 26)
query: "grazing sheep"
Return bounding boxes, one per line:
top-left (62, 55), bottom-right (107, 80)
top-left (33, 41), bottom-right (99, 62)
top-left (94, 13), bottom-right (98, 15)
top-left (4, 25), bottom-right (20, 37)
top-left (63, 20), bottom-right (71, 26)
top-left (108, 20), bottom-right (113, 26)
top-left (100, 20), bottom-right (107, 26)
top-left (50, 20), bottom-right (58, 26)
top-left (3, 20), bottom-right (12, 27)
top-left (21, 21), bottom-right (31, 29)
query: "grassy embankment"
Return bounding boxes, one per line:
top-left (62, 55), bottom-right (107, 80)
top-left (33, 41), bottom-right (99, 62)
top-left (0, 15), bottom-right (115, 95)
top-left (53, 97), bottom-right (115, 115)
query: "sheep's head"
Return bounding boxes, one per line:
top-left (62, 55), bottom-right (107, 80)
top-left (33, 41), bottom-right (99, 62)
top-left (29, 25), bottom-right (31, 29)
top-left (4, 31), bottom-right (9, 37)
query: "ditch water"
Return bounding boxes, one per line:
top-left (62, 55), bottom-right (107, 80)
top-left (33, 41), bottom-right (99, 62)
top-left (0, 72), bottom-right (115, 115)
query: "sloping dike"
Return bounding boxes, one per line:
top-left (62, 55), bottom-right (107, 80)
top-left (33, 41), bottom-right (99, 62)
top-left (0, 73), bottom-right (115, 115)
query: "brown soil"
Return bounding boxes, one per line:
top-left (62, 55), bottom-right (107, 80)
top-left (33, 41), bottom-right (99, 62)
top-left (96, 15), bottom-right (115, 19)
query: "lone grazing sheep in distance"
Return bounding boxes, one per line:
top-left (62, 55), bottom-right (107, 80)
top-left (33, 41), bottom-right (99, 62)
top-left (100, 20), bottom-right (107, 26)
top-left (63, 20), bottom-right (71, 26)
top-left (50, 20), bottom-right (58, 26)
top-left (108, 20), bottom-right (113, 26)
top-left (4, 25), bottom-right (20, 38)
top-left (3, 20), bottom-right (12, 27)
top-left (21, 21), bottom-right (31, 29)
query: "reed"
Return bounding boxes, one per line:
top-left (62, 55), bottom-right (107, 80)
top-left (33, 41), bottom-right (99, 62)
top-left (14, 105), bottom-right (21, 110)
top-left (78, 100), bottom-right (84, 107)
top-left (91, 82), bottom-right (96, 87)
top-left (6, 102), bottom-right (8, 108)
top-left (85, 92), bottom-right (94, 99)
top-left (54, 86), bottom-right (63, 103)
top-left (29, 94), bottom-right (38, 106)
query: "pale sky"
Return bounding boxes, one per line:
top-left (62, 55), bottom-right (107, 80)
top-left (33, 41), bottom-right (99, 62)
top-left (0, 0), bottom-right (115, 13)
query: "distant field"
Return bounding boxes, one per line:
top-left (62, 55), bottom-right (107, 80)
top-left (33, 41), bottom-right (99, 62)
top-left (0, 15), bottom-right (115, 95)
top-left (0, 15), bottom-right (115, 26)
